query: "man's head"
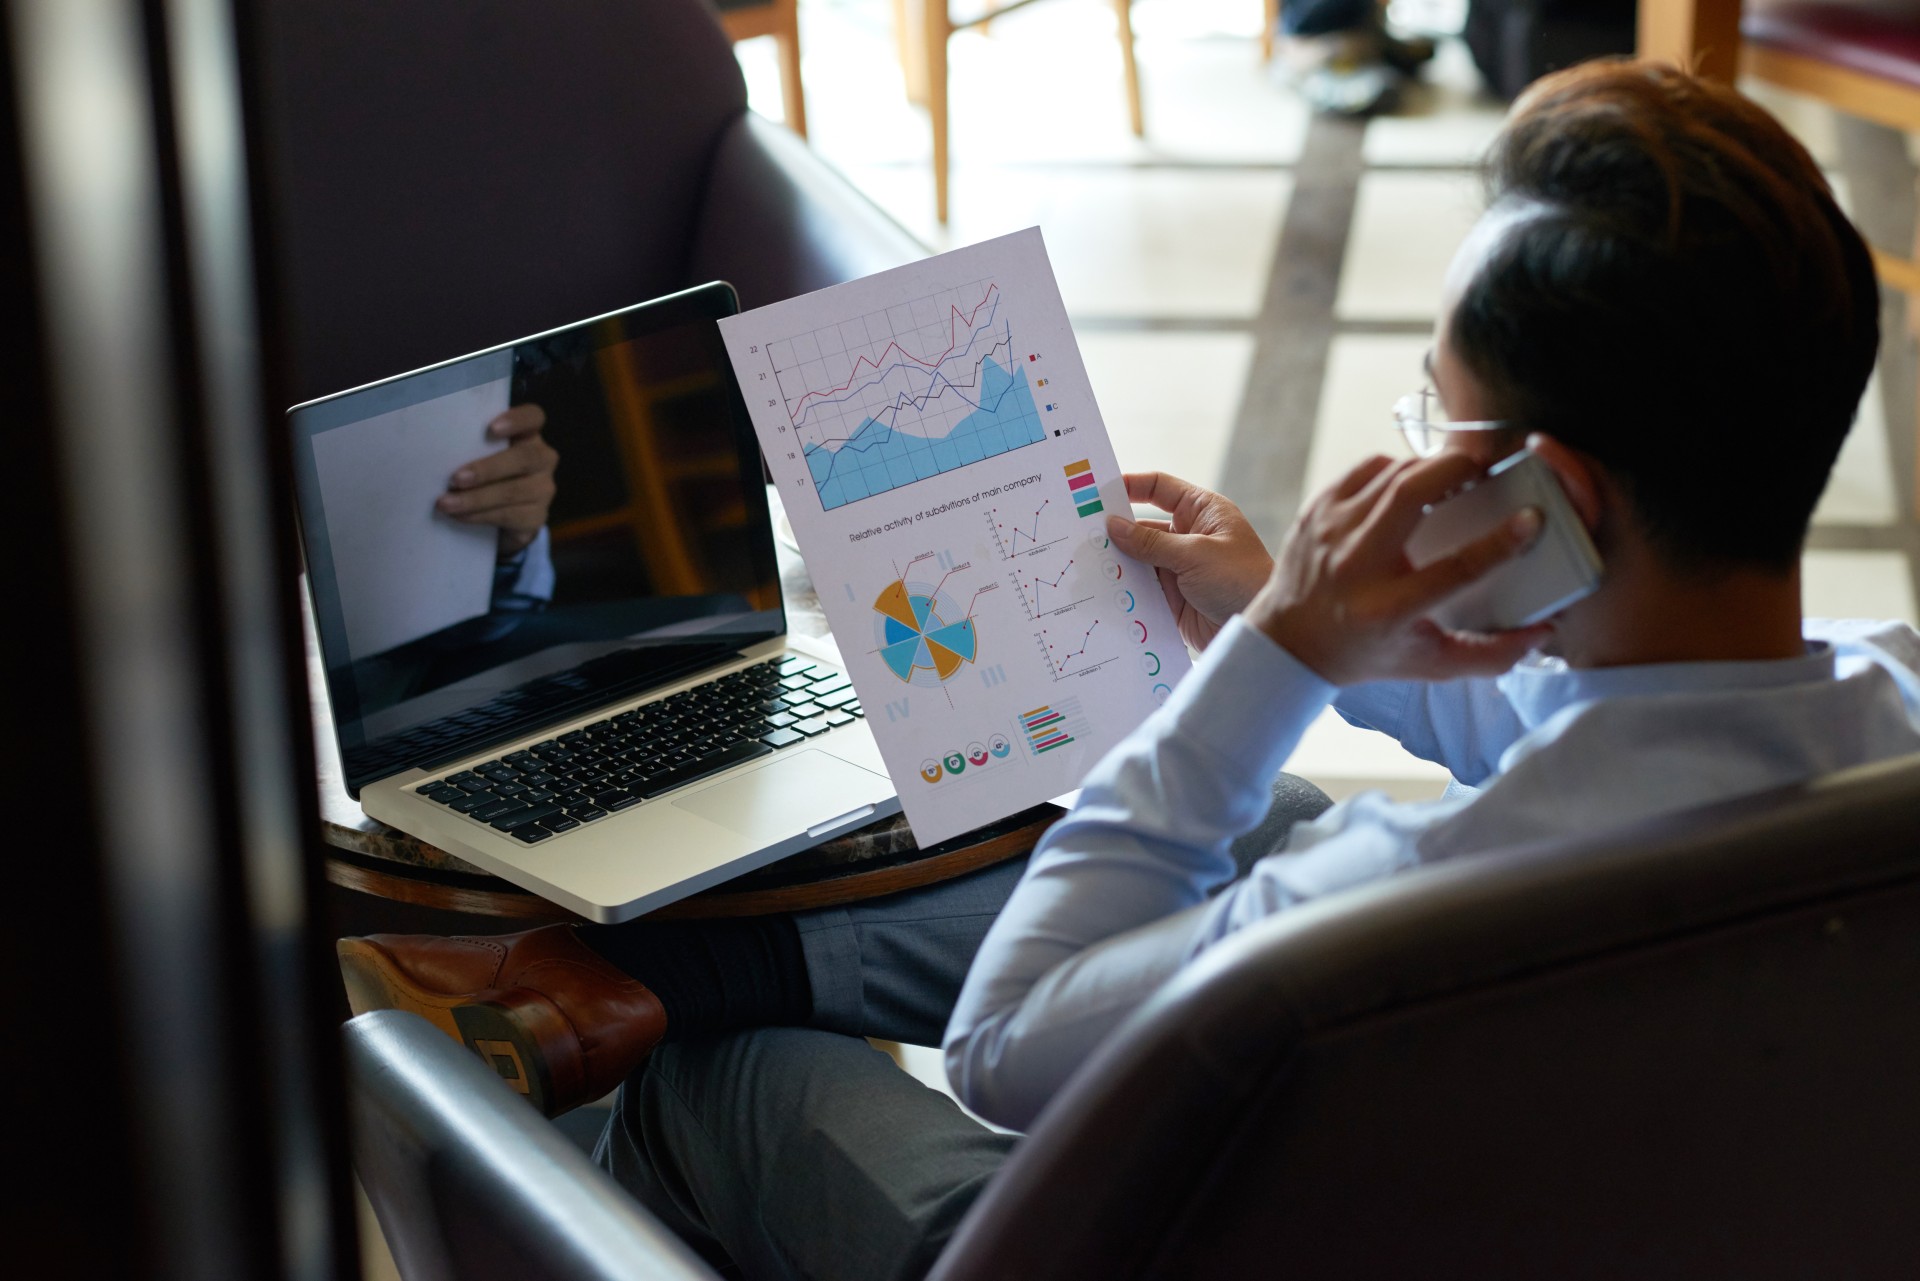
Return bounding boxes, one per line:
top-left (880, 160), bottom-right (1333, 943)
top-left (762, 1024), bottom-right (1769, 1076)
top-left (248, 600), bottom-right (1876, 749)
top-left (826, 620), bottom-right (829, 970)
top-left (1434, 60), bottom-right (1879, 577)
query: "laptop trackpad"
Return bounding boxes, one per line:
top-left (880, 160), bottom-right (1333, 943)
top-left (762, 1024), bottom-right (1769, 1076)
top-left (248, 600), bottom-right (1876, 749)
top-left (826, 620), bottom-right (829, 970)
top-left (672, 749), bottom-right (891, 843)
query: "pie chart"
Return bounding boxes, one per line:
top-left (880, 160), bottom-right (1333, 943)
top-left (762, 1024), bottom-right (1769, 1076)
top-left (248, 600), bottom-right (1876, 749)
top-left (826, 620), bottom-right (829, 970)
top-left (875, 579), bottom-right (978, 683)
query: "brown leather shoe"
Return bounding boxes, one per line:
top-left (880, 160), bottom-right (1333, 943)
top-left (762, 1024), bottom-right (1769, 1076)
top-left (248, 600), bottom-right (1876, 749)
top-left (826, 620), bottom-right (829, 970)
top-left (336, 924), bottom-right (666, 1117)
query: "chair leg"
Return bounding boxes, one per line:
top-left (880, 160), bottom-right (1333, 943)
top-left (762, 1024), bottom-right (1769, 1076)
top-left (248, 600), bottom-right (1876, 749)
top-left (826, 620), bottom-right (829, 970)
top-left (777, 10), bottom-right (807, 138)
top-left (925, 0), bottom-right (951, 223)
top-left (894, 0), bottom-right (928, 105)
top-left (1116, 0), bottom-right (1143, 137)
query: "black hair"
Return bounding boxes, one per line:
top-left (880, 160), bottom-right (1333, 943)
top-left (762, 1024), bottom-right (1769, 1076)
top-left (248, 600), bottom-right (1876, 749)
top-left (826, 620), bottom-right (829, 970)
top-left (1450, 60), bottom-right (1880, 572)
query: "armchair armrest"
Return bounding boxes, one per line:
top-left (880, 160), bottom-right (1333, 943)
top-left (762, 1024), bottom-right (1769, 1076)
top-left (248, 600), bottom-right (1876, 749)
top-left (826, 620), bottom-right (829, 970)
top-left (688, 112), bottom-right (927, 308)
top-left (344, 1010), bottom-right (721, 1281)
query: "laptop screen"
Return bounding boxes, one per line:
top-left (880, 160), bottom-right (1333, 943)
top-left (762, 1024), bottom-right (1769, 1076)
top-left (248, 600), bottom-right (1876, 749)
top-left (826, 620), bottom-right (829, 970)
top-left (290, 284), bottom-right (783, 794)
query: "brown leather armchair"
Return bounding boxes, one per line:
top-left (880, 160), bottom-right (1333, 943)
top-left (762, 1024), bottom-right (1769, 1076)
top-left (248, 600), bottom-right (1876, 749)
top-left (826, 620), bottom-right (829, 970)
top-left (251, 0), bottom-right (923, 408)
top-left (349, 752), bottom-right (1920, 1278)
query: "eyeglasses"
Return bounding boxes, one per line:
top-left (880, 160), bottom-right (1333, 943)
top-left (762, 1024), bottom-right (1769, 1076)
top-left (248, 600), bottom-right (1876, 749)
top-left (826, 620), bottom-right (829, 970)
top-left (1392, 386), bottom-right (1509, 458)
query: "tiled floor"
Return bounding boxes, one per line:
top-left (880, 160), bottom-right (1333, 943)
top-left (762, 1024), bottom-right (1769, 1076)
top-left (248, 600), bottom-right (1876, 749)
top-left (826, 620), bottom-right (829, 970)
top-left (737, 0), bottom-right (1920, 801)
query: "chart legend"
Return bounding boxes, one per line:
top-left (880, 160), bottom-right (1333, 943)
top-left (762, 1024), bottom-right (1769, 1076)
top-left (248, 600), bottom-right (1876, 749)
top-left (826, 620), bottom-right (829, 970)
top-left (1065, 459), bottom-right (1103, 518)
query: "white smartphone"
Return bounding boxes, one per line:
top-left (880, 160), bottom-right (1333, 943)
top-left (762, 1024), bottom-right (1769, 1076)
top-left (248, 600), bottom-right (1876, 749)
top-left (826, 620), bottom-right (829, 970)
top-left (1403, 449), bottom-right (1604, 632)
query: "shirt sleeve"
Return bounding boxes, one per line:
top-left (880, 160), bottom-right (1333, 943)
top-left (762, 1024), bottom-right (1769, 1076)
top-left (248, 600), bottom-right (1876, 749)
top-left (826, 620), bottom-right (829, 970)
top-left (1333, 674), bottom-right (1525, 786)
top-left (490, 526), bottom-right (555, 610)
top-left (941, 616), bottom-right (1334, 1128)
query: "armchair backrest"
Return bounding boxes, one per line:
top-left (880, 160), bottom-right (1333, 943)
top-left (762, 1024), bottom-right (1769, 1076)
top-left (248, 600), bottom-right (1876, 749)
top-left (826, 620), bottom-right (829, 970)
top-left (932, 752), bottom-right (1920, 1279)
top-left (253, 0), bottom-right (746, 405)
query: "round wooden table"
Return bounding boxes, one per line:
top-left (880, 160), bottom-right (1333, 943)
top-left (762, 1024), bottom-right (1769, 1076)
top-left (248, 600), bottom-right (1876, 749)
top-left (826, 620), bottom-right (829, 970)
top-left (314, 492), bottom-right (1060, 932)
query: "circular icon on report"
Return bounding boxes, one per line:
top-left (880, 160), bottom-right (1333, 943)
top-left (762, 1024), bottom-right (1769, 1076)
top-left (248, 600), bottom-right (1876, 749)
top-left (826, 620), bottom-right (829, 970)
top-left (1088, 533), bottom-right (1111, 551)
top-left (919, 759), bottom-right (943, 784)
top-left (1152, 683), bottom-right (1172, 705)
top-left (1140, 651), bottom-right (1161, 676)
top-left (966, 741), bottom-right (991, 767)
top-left (1102, 558), bottom-right (1123, 581)
top-left (1131, 620), bottom-right (1149, 643)
top-left (989, 733), bottom-right (1013, 758)
top-left (1115, 589), bottom-right (1136, 613)
top-left (943, 750), bottom-right (968, 776)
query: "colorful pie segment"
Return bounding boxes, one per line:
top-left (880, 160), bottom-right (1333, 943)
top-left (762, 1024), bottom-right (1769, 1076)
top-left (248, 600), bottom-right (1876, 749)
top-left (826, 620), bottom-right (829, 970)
top-left (875, 581), bottom-right (978, 682)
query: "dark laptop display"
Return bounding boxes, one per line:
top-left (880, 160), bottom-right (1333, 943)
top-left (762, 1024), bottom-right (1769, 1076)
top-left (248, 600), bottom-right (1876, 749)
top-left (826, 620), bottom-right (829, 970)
top-left (290, 286), bottom-right (783, 794)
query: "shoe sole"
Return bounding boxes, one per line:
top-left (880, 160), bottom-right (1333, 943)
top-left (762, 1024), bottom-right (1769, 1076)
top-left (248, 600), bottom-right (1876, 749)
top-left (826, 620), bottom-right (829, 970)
top-left (336, 938), bottom-right (572, 1116)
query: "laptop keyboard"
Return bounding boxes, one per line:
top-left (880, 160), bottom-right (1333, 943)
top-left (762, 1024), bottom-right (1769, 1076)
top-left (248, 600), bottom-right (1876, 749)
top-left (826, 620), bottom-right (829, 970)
top-left (410, 655), bottom-right (863, 844)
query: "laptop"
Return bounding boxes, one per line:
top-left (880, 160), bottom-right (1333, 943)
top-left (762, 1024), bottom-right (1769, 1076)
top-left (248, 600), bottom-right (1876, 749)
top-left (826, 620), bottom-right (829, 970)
top-left (289, 283), bottom-right (900, 922)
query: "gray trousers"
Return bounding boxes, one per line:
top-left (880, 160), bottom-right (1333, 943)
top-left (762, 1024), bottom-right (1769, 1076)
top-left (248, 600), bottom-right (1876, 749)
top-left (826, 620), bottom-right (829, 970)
top-left (595, 775), bottom-right (1333, 1281)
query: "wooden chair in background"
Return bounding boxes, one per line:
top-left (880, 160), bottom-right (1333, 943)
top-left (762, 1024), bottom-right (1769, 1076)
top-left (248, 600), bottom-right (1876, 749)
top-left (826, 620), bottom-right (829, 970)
top-left (1640, 0), bottom-right (1920, 507)
top-left (715, 0), bottom-right (809, 137)
top-left (892, 0), bottom-right (1144, 223)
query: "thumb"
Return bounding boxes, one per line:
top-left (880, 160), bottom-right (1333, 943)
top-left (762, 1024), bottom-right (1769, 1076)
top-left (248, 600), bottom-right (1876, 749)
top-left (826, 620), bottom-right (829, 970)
top-left (1108, 512), bottom-right (1187, 569)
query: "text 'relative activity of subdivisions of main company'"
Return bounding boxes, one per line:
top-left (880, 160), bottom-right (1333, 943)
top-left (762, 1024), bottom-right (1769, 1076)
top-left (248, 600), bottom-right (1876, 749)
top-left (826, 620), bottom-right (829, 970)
top-left (719, 228), bottom-right (1191, 844)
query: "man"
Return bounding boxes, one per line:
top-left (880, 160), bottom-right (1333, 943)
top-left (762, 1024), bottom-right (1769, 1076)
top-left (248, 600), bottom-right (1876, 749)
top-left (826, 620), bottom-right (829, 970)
top-left (341, 61), bottom-right (1920, 1279)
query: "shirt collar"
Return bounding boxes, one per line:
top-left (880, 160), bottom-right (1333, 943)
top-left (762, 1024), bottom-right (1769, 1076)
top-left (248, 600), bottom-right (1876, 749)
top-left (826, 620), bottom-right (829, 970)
top-left (1494, 642), bottom-right (1838, 732)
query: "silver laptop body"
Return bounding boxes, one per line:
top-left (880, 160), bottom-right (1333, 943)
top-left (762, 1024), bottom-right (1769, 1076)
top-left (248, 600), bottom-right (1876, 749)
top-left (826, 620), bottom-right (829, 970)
top-left (289, 284), bottom-right (899, 922)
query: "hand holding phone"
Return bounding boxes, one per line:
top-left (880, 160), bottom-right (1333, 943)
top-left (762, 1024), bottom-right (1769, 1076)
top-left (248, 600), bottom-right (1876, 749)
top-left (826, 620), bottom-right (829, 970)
top-left (1403, 449), bottom-right (1603, 632)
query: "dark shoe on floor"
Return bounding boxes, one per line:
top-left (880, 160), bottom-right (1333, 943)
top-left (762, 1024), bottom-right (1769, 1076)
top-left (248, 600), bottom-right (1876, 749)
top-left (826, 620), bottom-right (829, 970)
top-left (337, 924), bottom-right (666, 1117)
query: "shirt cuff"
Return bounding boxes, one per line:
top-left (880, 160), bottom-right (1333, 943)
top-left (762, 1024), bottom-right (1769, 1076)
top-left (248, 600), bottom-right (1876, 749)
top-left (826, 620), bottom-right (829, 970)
top-left (1161, 614), bottom-right (1336, 790)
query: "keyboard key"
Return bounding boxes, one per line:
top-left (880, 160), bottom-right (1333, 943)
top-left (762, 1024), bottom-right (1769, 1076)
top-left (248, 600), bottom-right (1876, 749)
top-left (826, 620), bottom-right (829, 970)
top-left (779, 674), bottom-right (814, 690)
top-left (764, 711), bottom-right (797, 728)
top-left (446, 771), bottom-right (481, 785)
top-left (807, 676), bottom-right (851, 697)
top-left (422, 787), bottom-right (463, 805)
top-left (473, 799), bottom-right (529, 822)
top-left (522, 789), bottom-right (556, 804)
top-left (591, 789), bottom-right (641, 811)
top-left (512, 824), bottom-right (554, 843)
top-left (847, 702), bottom-right (864, 717)
top-left (493, 781), bottom-right (528, 797)
top-left (491, 803), bottom-right (562, 831)
top-left (824, 710), bottom-right (855, 727)
top-left (504, 751), bottom-right (537, 767)
top-left (635, 739), bottom-right (774, 799)
top-left (542, 815), bottom-right (581, 835)
top-left (760, 727), bottom-right (804, 748)
top-left (783, 701), bottom-right (822, 719)
top-left (449, 791), bottom-right (498, 813)
top-left (815, 688), bottom-right (859, 709)
top-left (567, 804), bottom-right (608, 822)
top-left (791, 717), bottom-right (830, 737)
top-left (778, 656), bottom-right (814, 676)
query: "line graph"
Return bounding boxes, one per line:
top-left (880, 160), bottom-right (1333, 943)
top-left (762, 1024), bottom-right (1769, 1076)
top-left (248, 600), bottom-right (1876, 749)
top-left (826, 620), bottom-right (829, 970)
top-left (987, 499), bottom-right (1067, 562)
top-left (769, 280), bottom-right (1047, 511)
top-left (1010, 554), bottom-right (1092, 620)
top-left (1036, 619), bottom-right (1115, 681)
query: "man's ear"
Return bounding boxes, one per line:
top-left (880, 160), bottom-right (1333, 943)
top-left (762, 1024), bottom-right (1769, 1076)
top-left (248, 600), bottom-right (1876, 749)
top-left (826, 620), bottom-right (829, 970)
top-left (1526, 433), bottom-right (1602, 532)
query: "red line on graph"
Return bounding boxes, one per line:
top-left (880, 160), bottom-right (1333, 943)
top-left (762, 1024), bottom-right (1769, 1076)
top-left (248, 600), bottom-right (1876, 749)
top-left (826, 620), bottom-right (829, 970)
top-left (786, 284), bottom-right (1001, 425)
top-left (963, 584), bottom-right (998, 619)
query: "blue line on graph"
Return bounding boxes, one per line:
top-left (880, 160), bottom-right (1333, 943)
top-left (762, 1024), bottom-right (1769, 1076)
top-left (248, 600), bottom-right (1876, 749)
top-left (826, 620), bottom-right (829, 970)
top-left (803, 355), bottom-right (1045, 511)
top-left (791, 293), bottom-right (1005, 432)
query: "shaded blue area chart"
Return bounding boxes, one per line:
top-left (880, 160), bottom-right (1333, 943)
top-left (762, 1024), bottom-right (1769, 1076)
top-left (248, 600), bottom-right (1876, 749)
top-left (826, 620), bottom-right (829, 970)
top-left (775, 281), bottom-right (1049, 512)
top-left (806, 358), bottom-right (1044, 510)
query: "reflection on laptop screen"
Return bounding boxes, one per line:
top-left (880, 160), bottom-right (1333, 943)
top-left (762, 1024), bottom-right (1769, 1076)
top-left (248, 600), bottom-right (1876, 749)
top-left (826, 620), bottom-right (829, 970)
top-left (290, 287), bottom-right (782, 793)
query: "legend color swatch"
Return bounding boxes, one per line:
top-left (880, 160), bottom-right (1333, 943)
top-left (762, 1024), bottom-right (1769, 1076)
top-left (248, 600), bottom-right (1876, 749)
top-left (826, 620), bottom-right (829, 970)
top-left (1065, 459), bottom-right (1103, 518)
